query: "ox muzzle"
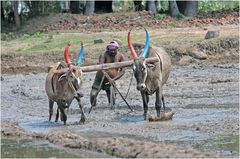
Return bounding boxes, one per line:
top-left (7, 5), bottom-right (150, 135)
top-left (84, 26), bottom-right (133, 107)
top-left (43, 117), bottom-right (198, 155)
top-left (137, 83), bottom-right (146, 91)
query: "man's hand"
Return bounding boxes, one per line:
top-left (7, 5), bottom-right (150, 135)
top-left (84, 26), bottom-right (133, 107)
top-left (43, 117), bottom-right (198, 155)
top-left (68, 63), bottom-right (76, 72)
top-left (102, 71), bottom-right (114, 85)
top-left (106, 77), bottom-right (115, 85)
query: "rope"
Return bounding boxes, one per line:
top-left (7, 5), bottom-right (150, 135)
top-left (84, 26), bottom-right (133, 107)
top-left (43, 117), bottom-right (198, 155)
top-left (124, 71), bottom-right (134, 99)
top-left (103, 71), bottom-right (134, 112)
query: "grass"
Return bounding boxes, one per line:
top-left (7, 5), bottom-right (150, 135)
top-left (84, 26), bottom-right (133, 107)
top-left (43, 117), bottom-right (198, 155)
top-left (1, 26), bottom-right (238, 61)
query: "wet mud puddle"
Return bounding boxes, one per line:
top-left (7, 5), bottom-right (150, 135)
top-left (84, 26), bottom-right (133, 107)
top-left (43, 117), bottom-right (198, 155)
top-left (1, 64), bottom-right (239, 157)
top-left (1, 137), bottom-right (83, 158)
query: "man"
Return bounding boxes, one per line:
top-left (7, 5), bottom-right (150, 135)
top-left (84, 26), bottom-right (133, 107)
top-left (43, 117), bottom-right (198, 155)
top-left (90, 41), bottom-right (125, 109)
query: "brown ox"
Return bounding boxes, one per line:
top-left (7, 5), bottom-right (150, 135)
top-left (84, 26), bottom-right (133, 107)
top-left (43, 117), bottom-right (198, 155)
top-left (45, 43), bottom-right (85, 125)
top-left (128, 28), bottom-right (172, 120)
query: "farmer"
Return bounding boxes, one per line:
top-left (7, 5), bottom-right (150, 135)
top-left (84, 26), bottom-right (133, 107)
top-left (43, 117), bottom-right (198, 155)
top-left (90, 41), bottom-right (125, 109)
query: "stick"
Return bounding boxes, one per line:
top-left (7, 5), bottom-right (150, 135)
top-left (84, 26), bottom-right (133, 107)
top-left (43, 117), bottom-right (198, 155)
top-left (102, 71), bottom-right (134, 112)
top-left (148, 112), bottom-right (175, 122)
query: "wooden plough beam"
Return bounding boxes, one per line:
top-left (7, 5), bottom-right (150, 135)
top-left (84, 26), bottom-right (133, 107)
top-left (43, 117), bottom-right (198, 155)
top-left (80, 57), bottom-right (159, 72)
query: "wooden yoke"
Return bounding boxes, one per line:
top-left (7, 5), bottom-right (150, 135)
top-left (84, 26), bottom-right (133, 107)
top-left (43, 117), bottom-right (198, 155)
top-left (80, 57), bottom-right (159, 72)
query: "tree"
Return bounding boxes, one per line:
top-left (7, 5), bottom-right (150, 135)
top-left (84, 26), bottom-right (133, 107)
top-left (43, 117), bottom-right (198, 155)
top-left (181, 1), bottom-right (198, 17)
top-left (95, 1), bottom-right (112, 13)
top-left (133, 0), bottom-right (144, 11)
top-left (28, 1), bottom-right (41, 17)
top-left (13, 1), bottom-right (20, 29)
top-left (84, 1), bottom-right (95, 16)
top-left (1, 1), bottom-right (5, 21)
top-left (169, 0), bottom-right (181, 17)
top-left (70, 1), bottom-right (80, 14)
top-left (147, 0), bottom-right (157, 13)
top-left (170, 0), bottom-right (198, 17)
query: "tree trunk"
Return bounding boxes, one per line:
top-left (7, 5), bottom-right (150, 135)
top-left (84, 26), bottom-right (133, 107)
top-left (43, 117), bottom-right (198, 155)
top-left (1, 1), bottom-right (5, 21)
top-left (84, 1), bottom-right (95, 16)
top-left (183, 1), bottom-right (198, 17)
top-left (169, 0), bottom-right (181, 17)
top-left (13, 1), bottom-right (20, 29)
top-left (176, 1), bottom-right (186, 14)
top-left (177, 1), bottom-right (198, 17)
top-left (155, 0), bottom-right (161, 12)
top-left (42, 1), bottom-right (45, 15)
top-left (147, 0), bottom-right (157, 13)
top-left (95, 1), bottom-right (112, 13)
top-left (30, 1), bottom-right (40, 17)
top-left (70, 1), bottom-right (80, 14)
top-left (133, 1), bottom-right (144, 11)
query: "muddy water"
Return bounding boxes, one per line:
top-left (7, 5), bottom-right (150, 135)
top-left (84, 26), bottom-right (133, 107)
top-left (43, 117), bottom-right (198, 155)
top-left (1, 136), bottom-right (111, 158)
top-left (1, 63), bottom-right (239, 157)
top-left (1, 137), bottom-right (83, 158)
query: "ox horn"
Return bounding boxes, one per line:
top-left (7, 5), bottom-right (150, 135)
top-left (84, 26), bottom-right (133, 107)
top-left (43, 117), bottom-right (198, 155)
top-left (76, 42), bottom-right (84, 66)
top-left (141, 27), bottom-right (150, 58)
top-left (128, 29), bottom-right (138, 58)
top-left (64, 43), bottom-right (71, 65)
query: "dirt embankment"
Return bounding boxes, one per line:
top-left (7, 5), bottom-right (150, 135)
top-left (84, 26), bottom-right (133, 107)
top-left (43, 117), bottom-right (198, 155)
top-left (0, 120), bottom-right (212, 158)
top-left (15, 9), bottom-right (240, 34)
top-left (1, 33), bottom-right (239, 75)
top-left (1, 10), bottom-right (239, 75)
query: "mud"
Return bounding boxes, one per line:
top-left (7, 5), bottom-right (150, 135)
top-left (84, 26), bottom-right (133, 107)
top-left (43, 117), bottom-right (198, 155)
top-left (1, 63), bottom-right (239, 158)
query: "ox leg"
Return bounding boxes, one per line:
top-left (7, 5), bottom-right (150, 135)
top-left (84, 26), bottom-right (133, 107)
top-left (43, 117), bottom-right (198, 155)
top-left (49, 99), bottom-right (54, 121)
top-left (162, 95), bottom-right (166, 113)
top-left (75, 97), bottom-right (85, 124)
top-left (155, 88), bottom-right (162, 117)
top-left (141, 91), bottom-right (149, 120)
top-left (58, 104), bottom-right (67, 125)
top-left (55, 107), bottom-right (59, 122)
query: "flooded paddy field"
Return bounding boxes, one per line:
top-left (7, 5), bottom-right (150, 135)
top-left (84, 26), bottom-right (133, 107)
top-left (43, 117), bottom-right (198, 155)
top-left (1, 63), bottom-right (239, 158)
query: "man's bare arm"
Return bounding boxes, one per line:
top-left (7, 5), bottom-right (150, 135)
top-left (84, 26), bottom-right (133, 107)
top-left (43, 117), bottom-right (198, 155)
top-left (98, 53), bottom-right (106, 64)
top-left (112, 54), bottom-right (125, 81)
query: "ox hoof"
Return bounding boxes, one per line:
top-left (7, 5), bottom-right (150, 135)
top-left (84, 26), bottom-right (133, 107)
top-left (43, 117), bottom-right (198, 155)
top-left (144, 114), bottom-right (148, 120)
top-left (79, 119), bottom-right (85, 125)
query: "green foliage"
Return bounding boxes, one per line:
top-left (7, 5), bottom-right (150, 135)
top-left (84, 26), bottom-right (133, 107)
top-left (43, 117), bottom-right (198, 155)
top-left (29, 44), bottom-right (47, 51)
top-left (20, 32), bottom-right (45, 40)
top-left (1, 32), bottom-right (17, 41)
top-left (45, 32), bottom-right (54, 43)
top-left (160, 0), bottom-right (169, 12)
top-left (176, 13), bottom-right (185, 20)
top-left (155, 14), bottom-right (167, 20)
top-left (199, 0), bottom-right (239, 12)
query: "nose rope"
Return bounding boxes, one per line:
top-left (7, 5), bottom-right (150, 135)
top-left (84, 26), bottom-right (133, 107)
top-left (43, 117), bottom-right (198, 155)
top-left (68, 80), bottom-right (78, 96)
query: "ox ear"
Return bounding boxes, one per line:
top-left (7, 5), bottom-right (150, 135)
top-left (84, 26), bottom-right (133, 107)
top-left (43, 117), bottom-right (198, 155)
top-left (146, 63), bottom-right (155, 69)
top-left (58, 73), bottom-right (67, 81)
